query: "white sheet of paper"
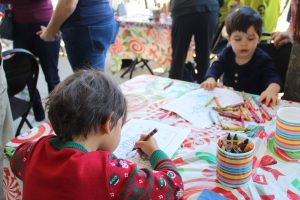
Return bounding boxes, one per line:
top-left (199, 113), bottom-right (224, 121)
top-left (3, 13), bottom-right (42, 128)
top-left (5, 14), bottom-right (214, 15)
top-left (162, 88), bottom-right (243, 128)
top-left (113, 119), bottom-right (190, 168)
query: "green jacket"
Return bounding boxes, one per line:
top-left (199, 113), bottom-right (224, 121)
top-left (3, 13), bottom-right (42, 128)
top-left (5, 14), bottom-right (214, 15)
top-left (219, 0), bottom-right (280, 39)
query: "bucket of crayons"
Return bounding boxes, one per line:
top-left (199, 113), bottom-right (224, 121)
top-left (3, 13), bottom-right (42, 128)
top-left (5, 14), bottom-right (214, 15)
top-left (275, 107), bottom-right (300, 152)
top-left (216, 133), bottom-right (255, 187)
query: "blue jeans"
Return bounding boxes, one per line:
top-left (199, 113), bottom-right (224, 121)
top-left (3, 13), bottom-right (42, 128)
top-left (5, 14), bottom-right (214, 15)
top-left (62, 19), bottom-right (119, 71)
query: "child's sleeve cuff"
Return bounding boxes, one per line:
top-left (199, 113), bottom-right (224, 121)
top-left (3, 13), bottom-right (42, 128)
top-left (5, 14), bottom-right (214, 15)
top-left (150, 149), bottom-right (169, 167)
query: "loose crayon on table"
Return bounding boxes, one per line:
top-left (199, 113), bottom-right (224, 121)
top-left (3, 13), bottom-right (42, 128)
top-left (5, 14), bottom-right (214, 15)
top-left (213, 96), bottom-right (222, 107)
top-left (252, 97), bottom-right (262, 107)
top-left (259, 107), bottom-right (272, 121)
top-left (227, 102), bottom-right (244, 108)
top-left (240, 106), bottom-right (251, 121)
top-left (213, 107), bottom-right (239, 112)
top-left (218, 112), bottom-right (241, 120)
top-left (163, 81), bottom-right (174, 90)
top-left (233, 134), bottom-right (238, 147)
top-left (245, 100), bottom-right (261, 122)
top-left (205, 97), bottom-right (214, 107)
top-left (209, 110), bottom-right (217, 125)
top-left (248, 109), bottom-right (261, 123)
top-left (240, 113), bottom-right (245, 128)
top-left (222, 126), bottom-right (250, 132)
top-left (252, 97), bottom-right (272, 121)
top-left (261, 104), bottom-right (272, 120)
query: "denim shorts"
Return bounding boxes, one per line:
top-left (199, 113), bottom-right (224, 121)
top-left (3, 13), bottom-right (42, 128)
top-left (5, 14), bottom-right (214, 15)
top-left (62, 19), bottom-right (119, 71)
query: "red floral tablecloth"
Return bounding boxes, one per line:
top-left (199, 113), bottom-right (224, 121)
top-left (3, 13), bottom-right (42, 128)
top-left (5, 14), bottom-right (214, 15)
top-left (109, 15), bottom-right (194, 73)
top-left (3, 75), bottom-right (300, 200)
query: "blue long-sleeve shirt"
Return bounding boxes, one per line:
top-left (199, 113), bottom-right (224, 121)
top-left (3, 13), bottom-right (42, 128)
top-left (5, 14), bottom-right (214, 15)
top-left (205, 46), bottom-right (282, 95)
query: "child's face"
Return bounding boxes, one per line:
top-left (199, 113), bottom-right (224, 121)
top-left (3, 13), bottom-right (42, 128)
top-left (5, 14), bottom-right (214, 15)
top-left (228, 25), bottom-right (260, 63)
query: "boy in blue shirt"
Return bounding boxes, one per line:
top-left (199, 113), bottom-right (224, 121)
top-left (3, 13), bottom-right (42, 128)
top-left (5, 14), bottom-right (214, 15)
top-left (201, 6), bottom-right (282, 106)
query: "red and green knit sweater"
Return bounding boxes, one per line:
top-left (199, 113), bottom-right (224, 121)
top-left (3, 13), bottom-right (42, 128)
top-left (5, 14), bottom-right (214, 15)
top-left (10, 135), bottom-right (184, 200)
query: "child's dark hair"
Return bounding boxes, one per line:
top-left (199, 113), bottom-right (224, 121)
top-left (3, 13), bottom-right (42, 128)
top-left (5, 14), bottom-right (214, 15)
top-left (225, 6), bottom-right (262, 37)
top-left (46, 70), bottom-right (127, 141)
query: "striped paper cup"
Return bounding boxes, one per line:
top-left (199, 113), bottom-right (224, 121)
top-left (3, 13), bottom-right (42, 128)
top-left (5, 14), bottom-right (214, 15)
top-left (216, 134), bottom-right (255, 188)
top-left (275, 107), bottom-right (300, 152)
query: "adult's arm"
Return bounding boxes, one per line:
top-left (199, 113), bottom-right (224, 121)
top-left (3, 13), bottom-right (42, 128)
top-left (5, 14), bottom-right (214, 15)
top-left (271, 25), bottom-right (293, 48)
top-left (38, 0), bottom-right (78, 41)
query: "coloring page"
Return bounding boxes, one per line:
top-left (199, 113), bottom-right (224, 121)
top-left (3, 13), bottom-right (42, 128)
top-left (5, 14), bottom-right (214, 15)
top-left (113, 119), bottom-right (190, 168)
top-left (162, 88), bottom-right (243, 128)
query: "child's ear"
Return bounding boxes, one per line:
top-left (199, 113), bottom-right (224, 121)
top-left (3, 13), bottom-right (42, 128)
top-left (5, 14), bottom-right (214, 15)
top-left (227, 38), bottom-right (232, 46)
top-left (101, 113), bottom-right (114, 134)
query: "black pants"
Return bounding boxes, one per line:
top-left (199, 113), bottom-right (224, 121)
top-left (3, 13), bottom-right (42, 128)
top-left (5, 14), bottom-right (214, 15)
top-left (13, 22), bottom-right (60, 92)
top-left (13, 22), bottom-right (60, 121)
top-left (169, 12), bottom-right (218, 83)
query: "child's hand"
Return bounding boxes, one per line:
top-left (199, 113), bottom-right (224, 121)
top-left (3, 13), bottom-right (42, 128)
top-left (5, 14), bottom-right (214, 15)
top-left (134, 134), bottom-right (159, 158)
top-left (259, 83), bottom-right (281, 106)
top-left (201, 77), bottom-right (217, 90)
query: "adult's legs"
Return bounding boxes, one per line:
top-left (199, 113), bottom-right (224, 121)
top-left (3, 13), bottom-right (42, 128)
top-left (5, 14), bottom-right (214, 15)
top-left (62, 19), bottom-right (118, 71)
top-left (13, 23), bottom-right (45, 121)
top-left (169, 14), bottom-right (194, 81)
top-left (283, 41), bottom-right (300, 102)
top-left (33, 23), bottom-right (60, 92)
top-left (193, 11), bottom-right (219, 83)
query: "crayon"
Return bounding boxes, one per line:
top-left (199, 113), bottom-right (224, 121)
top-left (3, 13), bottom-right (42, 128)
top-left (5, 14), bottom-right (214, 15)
top-left (132, 128), bottom-right (158, 151)
top-left (218, 139), bottom-right (222, 147)
top-left (240, 112), bottom-right (245, 128)
top-left (243, 143), bottom-right (254, 153)
top-left (163, 81), bottom-right (174, 90)
top-left (259, 107), bottom-right (272, 121)
top-left (213, 96), bottom-right (222, 107)
top-left (226, 133), bottom-right (232, 150)
top-left (261, 104), bottom-right (272, 120)
top-left (245, 100), bottom-right (261, 123)
top-left (221, 126), bottom-right (250, 132)
top-left (248, 109), bottom-right (261, 123)
top-left (219, 140), bottom-right (226, 151)
top-left (218, 112), bottom-right (241, 120)
top-left (227, 102), bottom-right (244, 108)
top-left (213, 107), bottom-right (239, 112)
top-left (205, 97), bottom-right (214, 107)
top-left (209, 110), bottom-right (217, 125)
top-left (240, 106), bottom-right (251, 121)
top-left (230, 148), bottom-right (238, 153)
top-left (233, 134), bottom-right (238, 147)
top-left (251, 97), bottom-right (269, 122)
top-left (237, 139), bottom-right (249, 152)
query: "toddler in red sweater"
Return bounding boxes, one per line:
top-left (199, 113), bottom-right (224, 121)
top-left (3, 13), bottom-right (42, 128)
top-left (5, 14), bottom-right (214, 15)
top-left (10, 70), bottom-right (184, 200)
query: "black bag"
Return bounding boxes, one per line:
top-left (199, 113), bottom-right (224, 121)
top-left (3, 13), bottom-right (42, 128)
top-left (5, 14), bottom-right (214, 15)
top-left (0, 8), bottom-right (13, 40)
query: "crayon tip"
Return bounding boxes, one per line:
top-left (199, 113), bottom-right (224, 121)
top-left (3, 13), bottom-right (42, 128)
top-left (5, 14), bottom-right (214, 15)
top-left (227, 132), bottom-right (231, 140)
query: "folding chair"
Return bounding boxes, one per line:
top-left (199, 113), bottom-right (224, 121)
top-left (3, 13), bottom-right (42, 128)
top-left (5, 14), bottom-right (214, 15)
top-left (258, 42), bottom-right (292, 91)
top-left (2, 48), bottom-right (39, 136)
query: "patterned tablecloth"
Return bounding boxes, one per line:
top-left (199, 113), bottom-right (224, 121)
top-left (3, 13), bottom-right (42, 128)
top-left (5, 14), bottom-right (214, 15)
top-left (3, 75), bottom-right (300, 200)
top-left (109, 15), bottom-right (194, 73)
